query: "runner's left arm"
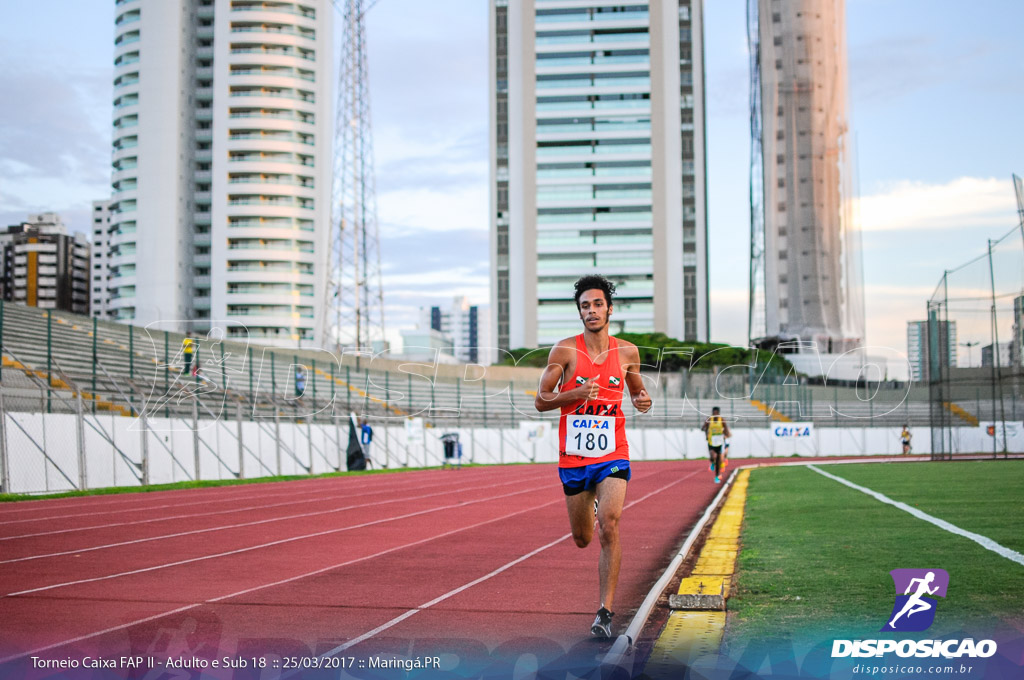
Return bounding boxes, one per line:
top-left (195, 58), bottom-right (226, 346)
top-left (622, 342), bottom-right (652, 413)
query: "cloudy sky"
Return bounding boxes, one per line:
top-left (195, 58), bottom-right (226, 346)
top-left (1, 1), bottom-right (1022, 377)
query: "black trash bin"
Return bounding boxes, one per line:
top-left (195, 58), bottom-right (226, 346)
top-left (441, 433), bottom-right (460, 468)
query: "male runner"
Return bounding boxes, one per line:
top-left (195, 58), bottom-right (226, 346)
top-left (701, 407), bottom-right (731, 483)
top-left (900, 425), bottom-right (912, 455)
top-left (534, 274), bottom-right (652, 638)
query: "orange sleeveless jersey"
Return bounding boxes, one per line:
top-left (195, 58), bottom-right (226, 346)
top-left (558, 334), bottom-right (629, 468)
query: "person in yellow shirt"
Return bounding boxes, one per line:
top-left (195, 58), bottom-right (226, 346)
top-left (900, 425), bottom-right (912, 455)
top-left (701, 407), bottom-right (732, 483)
top-left (182, 335), bottom-right (195, 376)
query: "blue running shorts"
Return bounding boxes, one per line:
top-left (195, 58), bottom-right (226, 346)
top-left (559, 460), bottom-right (631, 496)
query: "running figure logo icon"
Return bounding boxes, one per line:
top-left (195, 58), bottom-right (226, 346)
top-left (882, 569), bottom-right (949, 632)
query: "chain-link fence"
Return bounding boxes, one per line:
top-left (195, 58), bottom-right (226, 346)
top-left (928, 219), bottom-right (1024, 459)
top-left (4, 295), bottom-right (1012, 494)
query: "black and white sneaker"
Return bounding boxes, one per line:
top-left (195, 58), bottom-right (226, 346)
top-left (591, 607), bottom-right (614, 638)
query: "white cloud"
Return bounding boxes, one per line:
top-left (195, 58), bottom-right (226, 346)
top-left (858, 177), bottom-right (1017, 232)
top-left (378, 185), bottom-right (488, 233)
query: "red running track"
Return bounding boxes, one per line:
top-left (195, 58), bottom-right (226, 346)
top-left (0, 461), bottom-right (722, 676)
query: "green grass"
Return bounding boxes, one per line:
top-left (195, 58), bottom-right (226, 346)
top-left (729, 461), bottom-right (1024, 642)
top-left (0, 464), bottom-right (465, 503)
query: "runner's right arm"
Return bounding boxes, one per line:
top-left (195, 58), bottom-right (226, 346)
top-left (534, 340), bottom-right (599, 412)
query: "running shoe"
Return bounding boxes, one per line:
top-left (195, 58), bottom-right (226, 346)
top-left (709, 462), bottom-right (713, 471)
top-left (591, 607), bottom-right (614, 638)
top-left (714, 476), bottom-right (720, 484)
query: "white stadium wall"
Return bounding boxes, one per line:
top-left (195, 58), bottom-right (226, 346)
top-left (5, 413), bottom-right (1021, 495)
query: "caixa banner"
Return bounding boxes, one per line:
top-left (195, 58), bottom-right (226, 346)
top-left (771, 423), bottom-right (814, 439)
top-left (769, 422), bottom-right (816, 457)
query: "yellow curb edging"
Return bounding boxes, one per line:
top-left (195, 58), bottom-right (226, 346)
top-left (643, 468), bottom-right (751, 675)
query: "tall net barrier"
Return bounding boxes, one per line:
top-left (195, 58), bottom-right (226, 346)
top-left (928, 223), bottom-right (1024, 459)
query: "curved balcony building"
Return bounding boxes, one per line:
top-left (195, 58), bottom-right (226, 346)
top-left (105, 0), bottom-right (331, 347)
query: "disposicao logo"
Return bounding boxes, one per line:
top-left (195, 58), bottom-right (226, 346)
top-left (883, 568), bottom-right (948, 632)
top-left (832, 568), bottom-right (997, 659)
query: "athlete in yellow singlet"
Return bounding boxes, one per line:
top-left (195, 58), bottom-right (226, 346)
top-left (701, 407), bottom-right (731, 483)
top-left (900, 425), bottom-right (912, 455)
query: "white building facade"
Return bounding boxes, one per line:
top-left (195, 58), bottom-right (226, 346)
top-left (420, 297), bottom-right (495, 366)
top-left (90, 200), bottom-right (113, 319)
top-left (490, 0), bottom-right (709, 350)
top-left (107, 0), bottom-right (332, 346)
top-left (907, 319), bottom-right (957, 381)
top-left (0, 214), bottom-right (90, 315)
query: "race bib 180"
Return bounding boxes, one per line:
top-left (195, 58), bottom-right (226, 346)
top-left (566, 415), bottom-right (616, 457)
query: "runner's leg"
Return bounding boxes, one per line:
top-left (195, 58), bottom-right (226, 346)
top-left (565, 488), bottom-right (598, 549)
top-left (594, 476), bottom-right (628, 610)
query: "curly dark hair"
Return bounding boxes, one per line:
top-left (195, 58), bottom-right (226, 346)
top-left (573, 274), bottom-right (616, 310)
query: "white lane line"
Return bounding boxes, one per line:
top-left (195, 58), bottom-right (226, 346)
top-left (3, 483), bottom-right (554, 597)
top-left (0, 469), bottom-right (469, 525)
top-left (0, 484), bottom-right (567, 665)
top-left (0, 487), bottom-right (340, 526)
top-left (321, 468), bottom-right (703, 656)
top-left (0, 470), bottom-right (549, 543)
top-left (807, 465), bottom-right (1024, 567)
top-left (0, 472), bottom-right (549, 564)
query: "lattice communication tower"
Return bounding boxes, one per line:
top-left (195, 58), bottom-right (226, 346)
top-left (322, 0), bottom-right (386, 351)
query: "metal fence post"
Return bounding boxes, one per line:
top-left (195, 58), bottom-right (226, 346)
top-left (307, 419), bottom-right (314, 474)
top-left (236, 402), bottom-right (245, 479)
top-left (0, 385), bottom-right (9, 493)
top-left (76, 392), bottom-right (87, 490)
top-left (91, 317), bottom-right (98, 414)
top-left (163, 332), bottom-right (169, 418)
top-left (274, 408), bottom-right (282, 475)
top-left (129, 324), bottom-right (134, 381)
top-left (46, 311), bottom-right (52, 414)
top-left (271, 352), bottom-right (277, 399)
top-left (335, 415), bottom-right (343, 470)
top-left (140, 410), bottom-right (150, 486)
top-left (219, 342), bottom-right (227, 393)
top-left (384, 420), bottom-right (389, 468)
top-left (192, 397), bottom-right (200, 481)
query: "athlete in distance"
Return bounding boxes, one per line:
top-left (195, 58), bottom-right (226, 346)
top-left (534, 275), bottom-right (652, 639)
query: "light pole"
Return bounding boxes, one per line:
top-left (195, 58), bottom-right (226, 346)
top-left (960, 341), bottom-right (979, 368)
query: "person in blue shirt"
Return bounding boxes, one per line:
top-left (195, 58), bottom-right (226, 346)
top-left (359, 418), bottom-right (373, 465)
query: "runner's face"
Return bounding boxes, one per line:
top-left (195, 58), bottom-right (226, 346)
top-left (577, 288), bottom-right (611, 331)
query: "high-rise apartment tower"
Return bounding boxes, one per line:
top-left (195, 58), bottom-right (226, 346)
top-left (91, 200), bottom-right (113, 319)
top-left (490, 0), bottom-right (709, 350)
top-left (1, 214), bottom-right (91, 315)
top-left (907, 319), bottom-right (956, 382)
top-left (107, 0), bottom-right (333, 346)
